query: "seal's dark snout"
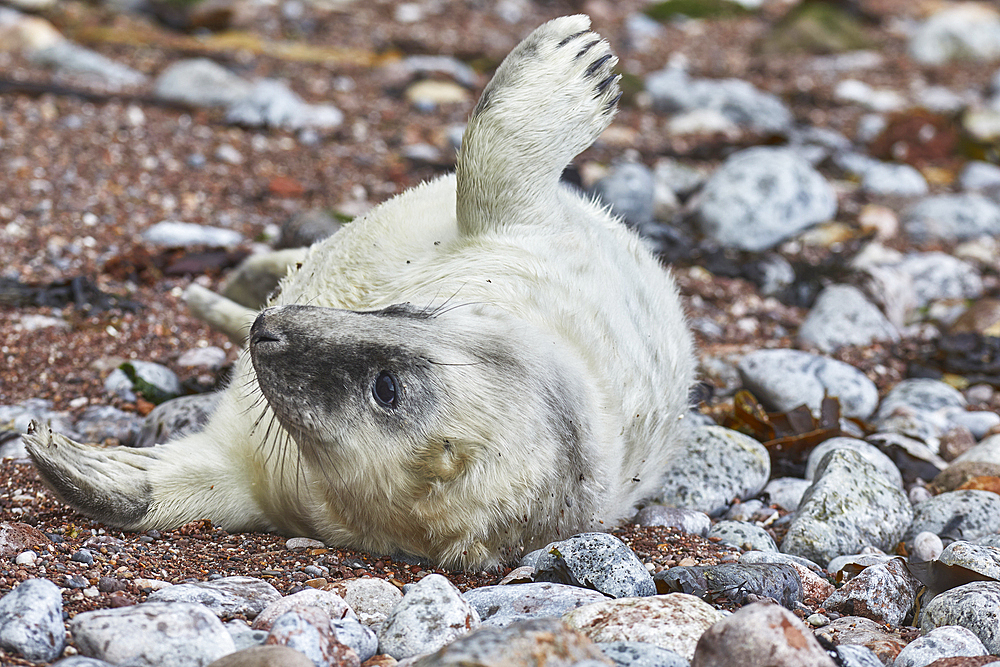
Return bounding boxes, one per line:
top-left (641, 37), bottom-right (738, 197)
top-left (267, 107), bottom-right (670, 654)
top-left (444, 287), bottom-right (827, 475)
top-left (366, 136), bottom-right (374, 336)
top-left (249, 309), bottom-right (283, 348)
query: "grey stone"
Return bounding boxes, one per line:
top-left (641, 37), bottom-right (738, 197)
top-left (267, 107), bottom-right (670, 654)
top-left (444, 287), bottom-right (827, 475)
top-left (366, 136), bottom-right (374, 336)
top-left (876, 378), bottom-right (967, 424)
top-left (833, 644), bottom-right (884, 667)
top-left (224, 619), bottom-right (268, 652)
top-left (656, 425), bottom-right (770, 516)
top-left (463, 582), bottom-right (606, 628)
top-left (30, 41), bottom-right (146, 90)
top-left (822, 557), bottom-right (919, 626)
top-left (142, 221), bottom-right (244, 248)
top-left (960, 161), bottom-right (1000, 193)
top-left (815, 616), bottom-right (906, 665)
top-left (905, 490), bottom-right (1000, 543)
top-left (920, 581), bottom-right (1000, 653)
top-left (724, 499), bottom-right (777, 523)
top-left (633, 505), bottom-right (711, 536)
top-left (73, 404), bottom-right (143, 446)
top-left (592, 162), bottom-right (655, 227)
top-left (71, 602), bottom-right (236, 667)
top-left (329, 618), bottom-right (376, 663)
top-left (656, 563), bottom-right (801, 608)
top-left (252, 589), bottom-right (356, 631)
top-left (136, 393), bottom-right (221, 448)
top-left (908, 4), bottom-right (1000, 65)
top-left (904, 194), bottom-right (1000, 242)
top-left (938, 541), bottom-right (1000, 581)
top-left (104, 360), bottom-right (182, 404)
top-left (894, 625), bottom-right (988, 667)
top-left (0, 578), bottom-right (65, 662)
top-left (396, 54), bottom-right (478, 88)
top-left (50, 658), bottom-right (116, 667)
top-left (912, 532), bottom-right (945, 562)
top-left (945, 409), bottom-right (1000, 440)
top-left (797, 284), bottom-right (899, 353)
top-left (738, 348), bottom-right (879, 419)
top-left (653, 157), bottom-right (707, 198)
top-left (147, 576), bottom-right (281, 619)
top-left (861, 162), bottom-right (928, 197)
top-left (534, 532), bottom-right (654, 598)
top-left (154, 58), bottom-right (252, 108)
top-left (897, 252), bottom-right (983, 309)
top-left (277, 209), bottom-right (343, 249)
top-left (761, 477), bottom-right (812, 512)
top-left (377, 573), bottom-right (479, 659)
top-left (782, 449), bottom-right (913, 567)
top-left (266, 608), bottom-right (359, 667)
top-left (322, 577), bottom-right (402, 628)
top-left (707, 520), bottom-right (777, 552)
top-left (225, 79), bottom-right (343, 131)
top-left (805, 437), bottom-right (902, 487)
top-left (599, 641), bottom-right (686, 667)
top-left (953, 433), bottom-right (1000, 466)
top-left (693, 147), bottom-right (836, 251)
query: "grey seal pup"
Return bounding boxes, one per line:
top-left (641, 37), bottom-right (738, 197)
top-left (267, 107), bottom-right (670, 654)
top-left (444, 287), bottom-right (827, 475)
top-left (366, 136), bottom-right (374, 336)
top-left (26, 15), bottom-right (695, 570)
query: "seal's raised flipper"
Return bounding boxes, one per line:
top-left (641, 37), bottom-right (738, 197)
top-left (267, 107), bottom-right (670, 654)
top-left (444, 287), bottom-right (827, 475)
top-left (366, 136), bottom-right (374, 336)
top-left (456, 14), bottom-right (620, 236)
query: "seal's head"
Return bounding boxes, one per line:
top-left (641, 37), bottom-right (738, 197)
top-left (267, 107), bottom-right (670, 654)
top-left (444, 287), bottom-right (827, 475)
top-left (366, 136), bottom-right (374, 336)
top-left (248, 302), bottom-right (604, 567)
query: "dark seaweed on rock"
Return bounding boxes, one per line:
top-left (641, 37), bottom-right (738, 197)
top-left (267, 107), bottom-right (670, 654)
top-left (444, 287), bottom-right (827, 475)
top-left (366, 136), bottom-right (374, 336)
top-left (653, 563), bottom-right (802, 609)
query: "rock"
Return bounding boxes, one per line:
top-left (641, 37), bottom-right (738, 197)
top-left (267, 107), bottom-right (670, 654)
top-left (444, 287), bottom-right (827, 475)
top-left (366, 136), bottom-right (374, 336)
top-left (645, 67), bottom-right (793, 135)
top-left (30, 41), bottom-right (146, 90)
top-left (724, 499), bottom-right (777, 523)
top-left (906, 490), bottom-right (1000, 544)
top-left (71, 602), bottom-right (236, 666)
top-left (322, 578), bottom-right (403, 627)
top-left (804, 437), bottom-right (903, 487)
top-left (960, 161), bottom-right (1000, 194)
top-left (655, 563), bottom-right (801, 608)
top-left (655, 425), bottom-right (770, 516)
top-left (215, 144), bottom-right (243, 165)
top-left (391, 54), bottom-right (479, 88)
top-left (177, 347), bottom-right (228, 370)
top-left (938, 541), bottom-right (1000, 580)
top-left (376, 573), bottom-right (479, 659)
top-left (562, 594), bottom-right (726, 662)
top-left (329, 618), bottom-right (378, 662)
top-left (73, 405), bottom-right (143, 447)
top-left (834, 643), bottom-right (884, 667)
top-left (252, 588), bottom-right (356, 631)
top-left (136, 393), bottom-right (221, 448)
top-left (225, 79), bottom-right (343, 131)
top-left (896, 625), bottom-right (989, 667)
top-left (598, 640), bottom-right (687, 667)
top-left (265, 608), bottom-right (360, 667)
top-left (782, 448), bottom-right (913, 567)
top-left (534, 532), bottom-right (655, 598)
top-left (405, 79), bottom-right (469, 108)
top-left (909, 4), bottom-right (1000, 65)
top-left (860, 162), bottom-right (929, 197)
top-left (692, 147), bottom-right (836, 251)
top-left (206, 645), bottom-right (314, 667)
top-left (814, 615), bottom-right (907, 664)
top-left (147, 576), bottom-right (281, 619)
top-left (834, 79), bottom-right (906, 113)
top-left (761, 477), bottom-right (812, 511)
top-left (0, 578), bottom-right (65, 662)
top-left (822, 557), bottom-right (920, 626)
top-left (797, 284), bottom-right (899, 353)
top-left (277, 209), bottom-right (343, 249)
top-left (876, 378), bottom-right (967, 426)
top-left (690, 601), bottom-right (836, 667)
top-left (104, 360), bottom-right (182, 405)
top-left (463, 583), bottom-right (606, 628)
top-left (154, 58), bottom-right (252, 108)
top-left (652, 157), bottom-right (707, 198)
top-left (142, 221), bottom-right (245, 248)
top-left (409, 617), bottom-right (608, 666)
top-left (921, 582), bottom-right (1000, 653)
top-left (224, 619), bottom-right (268, 651)
top-left (632, 505), bottom-right (711, 536)
top-left (707, 521), bottom-right (777, 552)
top-left (737, 348), bottom-right (879, 419)
top-left (738, 551), bottom-right (835, 603)
top-left (913, 532), bottom-right (946, 562)
top-left (897, 252), bottom-right (983, 309)
top-left (591, 162), bottom-right (655, 228)
top-left (904, 195), bottom-right (1000, 243)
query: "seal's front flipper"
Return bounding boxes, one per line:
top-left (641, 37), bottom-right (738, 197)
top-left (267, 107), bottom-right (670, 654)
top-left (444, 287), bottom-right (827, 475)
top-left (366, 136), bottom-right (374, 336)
top-left (24, 421), bottom-right (155, 529)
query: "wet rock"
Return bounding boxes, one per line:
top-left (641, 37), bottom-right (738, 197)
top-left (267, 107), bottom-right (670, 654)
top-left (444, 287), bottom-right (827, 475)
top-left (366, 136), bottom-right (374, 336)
top-left (805, 437), bottom-right (903, 487)
top-left (860, 162), bottom-right (928, 197)
top-left (225, 79), bottom-right (343, 131)
top-left (707, 520), bottom-right (777, 552)
top-left (904, 490), bottom-right (1000, 544)
top-left (136, 393), bottom-right (221, 448)
top-left (563, 593), bottom-right (726, 661)
top-left (598, 640), bottom-right (686, 667)
top-left (377, 573), bottom-right (479, 659)
top-left (822, 557), bottom-right (920, 625)
top-left (814, 615), bottom-right (907, 664)
top-left (534, 532), bottom-right (654, 598)
top-left (252, 588), bottom-right (355, 631)
top-left (655, 425), bottom-right (770, 516)
top-left (909, 4), bottom-right (1000, 65)
top-left (409, 617), bottom-right (608, 666)
top-left (266, 607), bottom-right (359, 667)
top-left (463, 583), bottom-right (606, 628)
top-left (737, 348), bottom-right (879, 419)
top-left (322, 577), bottom-right (403, 627)
top-left (591, 162), bottom-right (655, 227)
top-left (692, 147), bottom-right (836, 251)
top-left (147, 576), bottom-right (281, 619)
top-left (0, 578), bottom-right (65, 662)
top-left (904, 195), bottom-right (1000, 242)
top-left (896, 625), bottom-right (988, 667)
top-left (690, 601), bottom-right (836, 667)
top-left (141, 221), bottom-right (245, 248)
top-left (761, 477), bottom-right (812, 511)
top-left (154, 58), bottom-right (252, 108)
top-left (71, 602), bottom-right (236, 666)
top-left (632, 505), bottom-right (711, 536)
top-left (654, 562), bottom-right (801, 608)
top-left (797, 284), bottom-right (899, 353)
top-left (920, 581), bottom-right (1000, 653)
top-left (782, 448), bottom-right (913, 567)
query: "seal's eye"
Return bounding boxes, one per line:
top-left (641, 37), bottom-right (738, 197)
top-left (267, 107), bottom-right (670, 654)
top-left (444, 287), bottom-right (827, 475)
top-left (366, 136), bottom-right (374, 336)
top-left (372, 371), bottom-right (398, 408)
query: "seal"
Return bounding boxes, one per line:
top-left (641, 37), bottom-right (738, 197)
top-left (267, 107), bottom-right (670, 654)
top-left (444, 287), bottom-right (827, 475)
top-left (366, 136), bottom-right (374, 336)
top-left (25, 15), bottom-right (695, 570)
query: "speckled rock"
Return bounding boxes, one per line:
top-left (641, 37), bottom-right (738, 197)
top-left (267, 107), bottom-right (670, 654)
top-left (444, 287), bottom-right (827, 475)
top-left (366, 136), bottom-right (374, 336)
top-left (534, 532), bottom-right (654, 598)
top-left (205, 645), bottom-right (314, 667)
top-left (135, 393), bottom-right (221, 448)
top-left (72, 404), bottom-right (143, 447)
top-left (904, 490), bottom-right (1000, 543)
top-left (875, 378), bottom-right (967, 440)
top-left (903, 194), bottom-right (1000, 242)
top-left (707, 520), bottom-right (777, 552)
top-left (738, 551), bottom-right (835, 604)
top-left (834, 643), bottom-right (884, 667)
top-left (822, 557), bottom-right (920, 626)
top-left (898, 252), bottom-right (983, 309)
top-left (797, 284), bottom-right (899, 353)
top-left (690, 602), bottom-right (836, 667)
top-left (782, 448), bottom-right (913, 567)
top-left (0, 578), bottom-right (65, 662)
top-left (895, 625), bottom-right (988, 667)
top-left (633, 505), bottom-right (712, 536)
top-left (322, 577), bottom-right (403, 628)
top-left (814, 616), bottom-right (907, 664)
top-left (655, 563), bottom-right (801, 609)
top-left (692, 146), bottom-right (836, 251)
top-left (104, 360), bottom-right (182, 404)
top-left (265, 607), bottom-right (359, 667)
top-left (805, 437), bottom-right (903, 487)
top-left (655, 425), bottom-right (770, 516)
top-left (251, 589), bottom-right (356, 631)
top-left (377, 573), bottom-right (480, 659)
top-left (330, 619), bottom-right (377, 662)
top-left (225, 79), bottom-right (343, 130)
top-left (71, 602), bottom-right (236, 667)
top-left (938, 541), bottom-right (1000, 580)
top-left (563, 594), bottom-right (726, 661)
top-left (147, 576), bottom-right (281, 619)
top-left (598, 641), bottom-right (687, 667)
top-left (464, 583), bottom-right (606, 628)
top-left (908, 4), bottom-right (1000, 65)
top-left (761, 477), bottom-right (813, 512)
top-left (592, 162), bottom-right (655, 227)
top-left (861, 162), bottom-right (928, 197)
top-left (737, 348), bottom-right (879, 419)
top-left (921, 582), bottom-right (1000, 653)
top-left (410, 617), bottom-right (609, 667)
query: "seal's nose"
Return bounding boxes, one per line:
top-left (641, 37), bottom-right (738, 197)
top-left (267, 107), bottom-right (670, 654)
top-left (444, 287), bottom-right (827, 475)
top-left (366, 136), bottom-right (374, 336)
top-left (249, 309), bottom-right (283, 348)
